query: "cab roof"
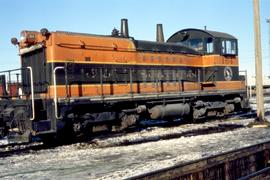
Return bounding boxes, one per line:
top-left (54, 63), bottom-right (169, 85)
top-left (167, 28), bottom-right (237, 43)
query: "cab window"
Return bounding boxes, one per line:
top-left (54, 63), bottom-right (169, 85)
top-left (181, 37), bottom-right (214, 54)
top-left (182, 39), bottom-right (204, 52)
top-left (222, 39), bottom-right (237, 55)
top-left (206, 38), bottom-right (214, 53)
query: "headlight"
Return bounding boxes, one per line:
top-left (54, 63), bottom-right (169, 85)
top-left (20, 31), bottom-right (27, 42)
top-left (20, 31), bottom-right (36, 44)
top-left (27, 33), bottom-right (36, 43)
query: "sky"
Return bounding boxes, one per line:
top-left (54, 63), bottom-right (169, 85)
top-left (0, 0), bottom-right (269, 77)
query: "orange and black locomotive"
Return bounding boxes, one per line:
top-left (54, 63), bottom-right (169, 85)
top-left (0, 19), bottom-right (248, 142)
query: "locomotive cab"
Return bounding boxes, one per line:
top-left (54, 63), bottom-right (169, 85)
top-left (167, 28), bottom-right (238, 56)
top-left (167, 29), bottom-right (240, 83)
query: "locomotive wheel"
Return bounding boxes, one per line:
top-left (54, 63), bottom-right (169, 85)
top-left (112, 112), bottom-right (138, 132)
top-left (57, 120), bottom-right (76, 144)
top-left (182, 108), bottom-right (194, 123)
top-left (14, 107), bottom-right (29, 134)
top-left (13, 107), bottom-right (31, 142)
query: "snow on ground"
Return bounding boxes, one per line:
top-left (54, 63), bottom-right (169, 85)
top-left (0, 98), bottom-right (270, 179)
top-left (90, 118), bottom-right (254, 148)
top-left (1, 126), bottom-right (270, 179)
top-left (249, 97), bottom-right (270, 112)
top-left (0, 138), bottom-right (8, 146)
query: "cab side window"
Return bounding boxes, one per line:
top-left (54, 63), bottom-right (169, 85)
top-left (221, 39), bottom-right (237, 55)
top-left (206, 38), bottom-right (214, 53)
top-left (222, 40), bottom-right (226, 54)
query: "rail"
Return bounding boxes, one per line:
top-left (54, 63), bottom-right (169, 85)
top-left (0, 68), bottom-right (21, 74)
top-left (0, 68), bottom-right (22, 97)
top-left (0, 67), bottom-right (35, 120)
top-left (127, 140), bottom-right (270, 180)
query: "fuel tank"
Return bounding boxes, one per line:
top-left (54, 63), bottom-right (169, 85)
top-left (149, 103), bottom-right (190, 119)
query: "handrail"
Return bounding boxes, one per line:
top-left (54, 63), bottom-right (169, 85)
top-left (53, 66), bottom-right (65, 119)
top-left (239, 70), bottom-right (248, 98)
top-left (27, 66), bottom-right (35, 121)
top-left (0, 68), bottom-right (21, 74)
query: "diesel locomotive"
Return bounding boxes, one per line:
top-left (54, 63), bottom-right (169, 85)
top-left (0, 19), bottom-right (248, 142)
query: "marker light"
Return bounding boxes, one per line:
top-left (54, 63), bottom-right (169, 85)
top-left (20, 31), bottom-right (27, 42)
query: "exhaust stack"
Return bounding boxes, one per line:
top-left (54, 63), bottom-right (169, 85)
top-left (156, 24), bottom-right (164, 43)
top-left (121, 19), bottom-right (129, 38)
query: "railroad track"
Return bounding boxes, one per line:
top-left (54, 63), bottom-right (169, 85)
top-left (86, 110), bottom-right (257, 149)
top-left (127, 140), bottom-right (270, 180)
top-left (0, 110), bottom-right (257, 156)
top-left (134, 110), bottom-right (256, 130)
top-left (0, 142), bottom-right (44, 157)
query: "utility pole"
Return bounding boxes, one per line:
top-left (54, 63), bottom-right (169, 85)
top-left (253, 0), bottom-right (265, 121)
top-left (267, 18), bottom-right (270, 76)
